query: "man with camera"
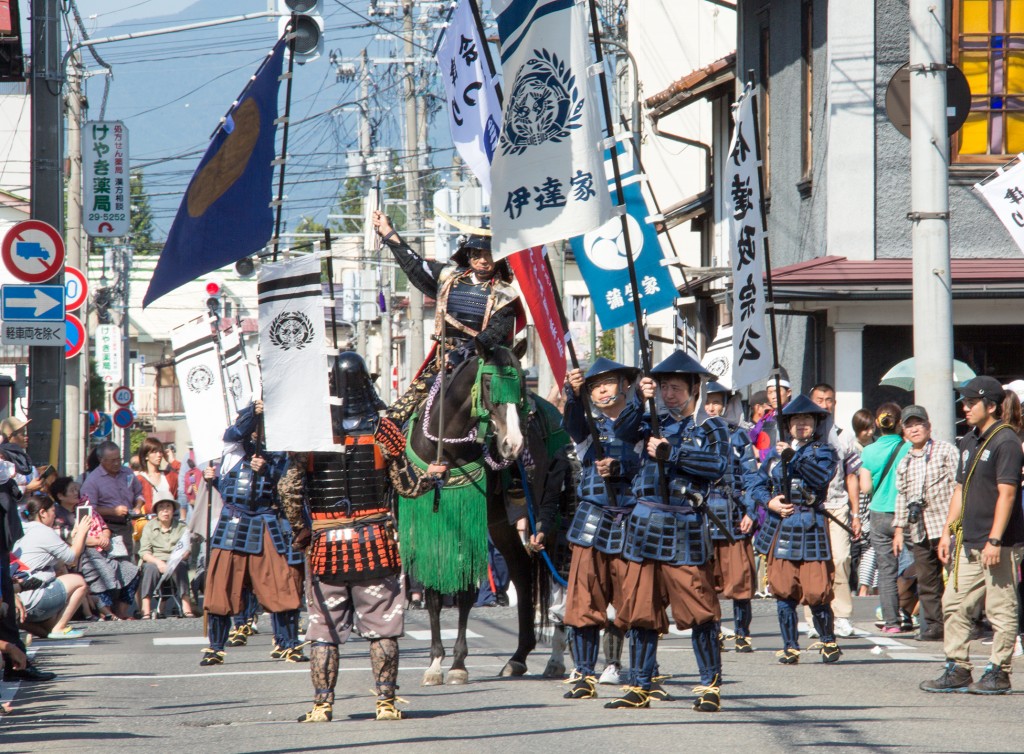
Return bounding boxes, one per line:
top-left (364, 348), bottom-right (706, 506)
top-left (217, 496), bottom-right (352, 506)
top-left (893, 405), bottom-right (958, 642)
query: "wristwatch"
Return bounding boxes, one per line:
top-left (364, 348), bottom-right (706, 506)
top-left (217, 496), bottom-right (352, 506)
top-left (987, 537), bottom-right (1003, 547)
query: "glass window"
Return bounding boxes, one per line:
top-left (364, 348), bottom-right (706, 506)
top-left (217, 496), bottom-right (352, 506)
top-left (953, 0), bottom-right (1024, 162)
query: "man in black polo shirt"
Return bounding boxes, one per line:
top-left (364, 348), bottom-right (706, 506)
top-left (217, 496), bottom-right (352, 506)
top-left (920, 376), bottom-right (1024, 695)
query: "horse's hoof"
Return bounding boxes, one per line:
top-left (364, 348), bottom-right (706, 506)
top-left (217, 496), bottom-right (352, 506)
top-left (423, 670), bottom-right (444, 686)
top-left (542, 660), bottom-right (565, 679)
top-left (499, 660), bottom-right (528, 677)
top-left (447, 669), bottom-right (469, 685)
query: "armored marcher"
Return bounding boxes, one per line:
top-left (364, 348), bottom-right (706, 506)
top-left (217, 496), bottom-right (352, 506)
top-left (200, 401), bottom-right (306, 667)
top-left (560, 358), bottom-right (642, 700)
top-left (279, 352), bottom-right (445, 723)
top-left (703, 382), bottom-right (759, 652)
top-left (372, 210), bottom-right (522, 425)
top-left (612, 351), bottom-right (730, 713)
top-left (745, 394), bottom-right (840, 665)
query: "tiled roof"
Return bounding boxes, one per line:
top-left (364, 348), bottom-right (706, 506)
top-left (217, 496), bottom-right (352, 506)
top-left (645, 52), bottom-right (736, 118)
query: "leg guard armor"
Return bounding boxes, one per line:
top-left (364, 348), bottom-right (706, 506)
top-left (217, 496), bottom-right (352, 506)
top-left (811, 603), bottom-right (836, 643)
top-left (777, 598), bottom-right (800, 650)
top-left (691, 621), bottom-right (722, 687)
top-left (310, 642), bottom-right (339, 704)
top-left (570, 625), bottom-right (600, 677)
top-left (272, 609), bottom-right (300, 650)
top-left (629, 627), bottom-right (659, 691)
top-left (208, 613), bottom-right (231, 652)
top-left (603, 625), bottom-right (624, 668)
top-left (734, 599), bottom-right (752, 638)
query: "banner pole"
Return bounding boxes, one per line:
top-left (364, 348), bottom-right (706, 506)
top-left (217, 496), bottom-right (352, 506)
top-left (585, 0), bottom-right (670, 500)
top-left (272, 17), bottom-right (296, 263)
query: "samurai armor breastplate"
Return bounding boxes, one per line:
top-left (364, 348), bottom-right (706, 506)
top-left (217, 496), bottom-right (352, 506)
top-left (445, 278), bottom-right (490, 335)
top-left (633, 462), bottom-right (706, 507)
top-left (306, 437), bottom-right (388, 520)
top-left (219, 456), bottom-right (283, 510)
top-left (623, 502), bottom-right (711, 566)
top-left (311, 519), bottom-right (401, 580)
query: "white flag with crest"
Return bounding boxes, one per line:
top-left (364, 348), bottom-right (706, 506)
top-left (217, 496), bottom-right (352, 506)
top-left (490, 0), bottom-right (612, 257)
top-left (172, 320), bottom-right (231, 466)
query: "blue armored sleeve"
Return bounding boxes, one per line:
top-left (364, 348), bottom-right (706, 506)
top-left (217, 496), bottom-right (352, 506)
top-left (731, 428), bottom-right (759, 516)
top-left (613, 393), bottom-right (647, 445)
top-left (224, 403), bottom-right (258, 442)
top-left (791, 441), bottom-right (838, 492)
top-left (562, 389), bottom-right (588, 444)
top-left (666, 417), bottom-right (728, 481)
top-left (743, 463), bottom-right (773, 512)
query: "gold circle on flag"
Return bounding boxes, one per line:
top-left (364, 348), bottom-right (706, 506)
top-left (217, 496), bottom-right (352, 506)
top-left (187, 98), bottom-right (261, 218)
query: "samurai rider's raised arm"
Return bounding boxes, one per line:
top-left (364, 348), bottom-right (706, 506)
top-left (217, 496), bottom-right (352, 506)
top-left (382, 234), bottom-right (445, 299)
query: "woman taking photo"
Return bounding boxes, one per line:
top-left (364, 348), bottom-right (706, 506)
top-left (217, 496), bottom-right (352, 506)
top-left (13, 497), bottom-right (92, 639)
top-left (51, 477), bottom-right (140, 620)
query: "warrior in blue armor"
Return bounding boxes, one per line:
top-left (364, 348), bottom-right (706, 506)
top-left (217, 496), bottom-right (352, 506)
top-left (200, 400), bottom-right (306, 667)
top-left (279, 352), bottom-right (445, 723)
top-left (560, 358), bottom-right (641, 700)
top-left (744, 394), bottom-right (841, 665)
top-left (703, 382), bottom-right (760, 653)
top-left (611, 351), bottom-right (730, 712)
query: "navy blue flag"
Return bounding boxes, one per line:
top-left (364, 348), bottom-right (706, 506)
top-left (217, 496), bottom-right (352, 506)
top-left (143, 37), bottom-right (286, 307)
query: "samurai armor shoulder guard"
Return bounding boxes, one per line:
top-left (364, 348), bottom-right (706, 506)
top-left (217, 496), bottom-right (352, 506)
top-left (623, 502), bottom-right (711, 565)
top-left (566, 500), bottom-right (628, 554)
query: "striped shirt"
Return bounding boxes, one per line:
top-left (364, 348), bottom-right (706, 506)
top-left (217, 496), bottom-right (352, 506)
top-left (893, 439), bottom-right (958, 543)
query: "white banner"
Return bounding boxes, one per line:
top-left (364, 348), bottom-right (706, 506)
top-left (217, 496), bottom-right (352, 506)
top-left (726, 86), bottom-right (771, 389)
top-left (437, 0), bottom-right (503, 196)
top-left (975, 155), bottom-right (1024, 254)
top-left (94, 323), bottom-right (122, 384)
top-left (490, 0), bottom-right (611, 257)
top-left (702, 324), bottom-right (733, 389)
top-left (172, 320), bottom-right (230, 466)
top-left (219, 326), bottom-right (257, 418)
top-left (258, 254), bottom-right (334, 452)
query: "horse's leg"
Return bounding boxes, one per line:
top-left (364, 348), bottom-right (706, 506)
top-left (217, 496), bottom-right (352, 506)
top-left (543, 621), bottom-right (568, 678)
top-left (422, 588), bottom-right (445, 686)
top-left (447, 589), bottom-right (475, 685)
top-left (490, 519), bottom-right (536, 676)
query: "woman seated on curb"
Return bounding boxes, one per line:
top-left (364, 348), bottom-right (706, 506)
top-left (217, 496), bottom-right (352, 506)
top-left (51, 476), bottom-right (140, 620)
top-left (13, 496), bottom-right (92, 640)
top-left (138, 493), bottom-right (195, 619)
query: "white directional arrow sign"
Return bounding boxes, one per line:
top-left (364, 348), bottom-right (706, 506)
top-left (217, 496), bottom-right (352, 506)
top-left (2, 284), bottom-right (66, 322)
top-left (8, 288), bottom-right (60, 316)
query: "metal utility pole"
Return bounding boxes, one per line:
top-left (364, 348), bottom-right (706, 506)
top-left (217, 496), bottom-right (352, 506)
top-left (909, 1), bottom-right (955, 441)
top-left (403, 1), bottom-right (425, 373)
top-left (120, 248), bottom-right (132, 459)
top-left (65, 56), bottom-right (86, 477)
top-left (356, 50), bottom-right (371, 355)
top-left (29, 0), bottom-right (66, 466)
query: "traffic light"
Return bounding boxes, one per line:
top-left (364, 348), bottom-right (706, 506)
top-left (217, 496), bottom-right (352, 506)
top-left (278, 0), bottom-right (324, 65)
top-left (205, 280), bottom-right (223, 318)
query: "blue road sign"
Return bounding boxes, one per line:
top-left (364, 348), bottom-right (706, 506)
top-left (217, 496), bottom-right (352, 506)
top-left (112, 407), bottom-right (134, 429)
top-left (91, 413), bottom-right (113, 439)
top-left (2, 284), bottom-right (65, 322)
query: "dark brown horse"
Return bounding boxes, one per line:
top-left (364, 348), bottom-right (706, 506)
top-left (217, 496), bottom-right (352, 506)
top-left (399, 341), bottom-right (547, 685)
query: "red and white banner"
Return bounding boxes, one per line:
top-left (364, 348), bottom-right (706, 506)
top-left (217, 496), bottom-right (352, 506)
top-left (507, 245), bottom-right (566, 387)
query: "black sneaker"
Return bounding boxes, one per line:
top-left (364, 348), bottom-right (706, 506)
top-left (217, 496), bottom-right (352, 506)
top-left (4, 664), bottom-right (56, 683)
top-left (916, 627), bottom-right (944, 642)
top-left (603, 687), bottom-right (650, 709)
top-left (920, 662), bottom-right (972, 693)
top-left (734, 636), bottom-right (754, 653)
top-left (563, 675), bottom-right (597, 699)
top-left (967, 664), bottom-right (1011, 695)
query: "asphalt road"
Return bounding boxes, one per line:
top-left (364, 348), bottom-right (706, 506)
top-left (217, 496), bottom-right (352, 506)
top-left (2, 597), bottom-right (1022, 753)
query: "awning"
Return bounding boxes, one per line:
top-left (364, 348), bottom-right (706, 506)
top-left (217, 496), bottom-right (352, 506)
top-left (645, 52), bottom-right (736, 120)
top-left (768, 255), bottom-right (1024, 301)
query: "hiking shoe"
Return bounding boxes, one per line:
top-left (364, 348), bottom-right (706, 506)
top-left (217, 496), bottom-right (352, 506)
top-left (297, 702), bottom-right (333, 723)
top-left (819, 642), bottom-right (842, 664)
top-left (920, 662), bottom-right (972, 693)
top-left (648, 681), bottom-right (675, 702)
top-left (776, 648), bottom-right (800, 665)
top-left (563, 675), bottom-right (598, 699)
top-left (967, 664), bottom-right (1011, 695)
top-left (692, 678), bottom-right (721, 712)
top-left (597, 664), bottom-right (621, 685)
top-left (734, 636), bottom-right (753, 653)
top-left (199, 649), bottom-right (225, 667)
top-left (283, 647), bottom-right (309, 663)
top-left (916, 627), bottom-right (944, 642)
top-left (227, 628), bottom-right (248, 647)
top-left (603, 686), bottom-right (650, 709)
top-left (375, 696), bottom-right (405, 720)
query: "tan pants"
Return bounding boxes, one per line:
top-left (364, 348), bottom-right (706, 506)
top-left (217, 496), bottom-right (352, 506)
top-left (564, 546), bottom-right (628, 629)
top-left (205, 531), bottom-right (303, 616)
top-left (942, 545), bottom-right (1023, 671)
top-left (805, 506), bottom-right (852, 625)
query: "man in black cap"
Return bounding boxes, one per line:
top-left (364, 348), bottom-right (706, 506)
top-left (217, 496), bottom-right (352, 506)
top-left (921, 376), bottom-right (1024, 695)
top-left (372, 210), bottom-right (522, 425)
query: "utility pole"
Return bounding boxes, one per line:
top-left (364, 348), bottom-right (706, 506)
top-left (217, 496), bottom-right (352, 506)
top-left (403, 0), bottom-right (425, 373)
top-left (909, 1), bottom-right (954, 441)
top-left (65, 55), bottom-right (86, 477)
top-left (356, 50), bottom-right (371, 356)
top-left (120, 248), bottom-right (132, 459)
top-left (29, 0), bottom-right (66, 466)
